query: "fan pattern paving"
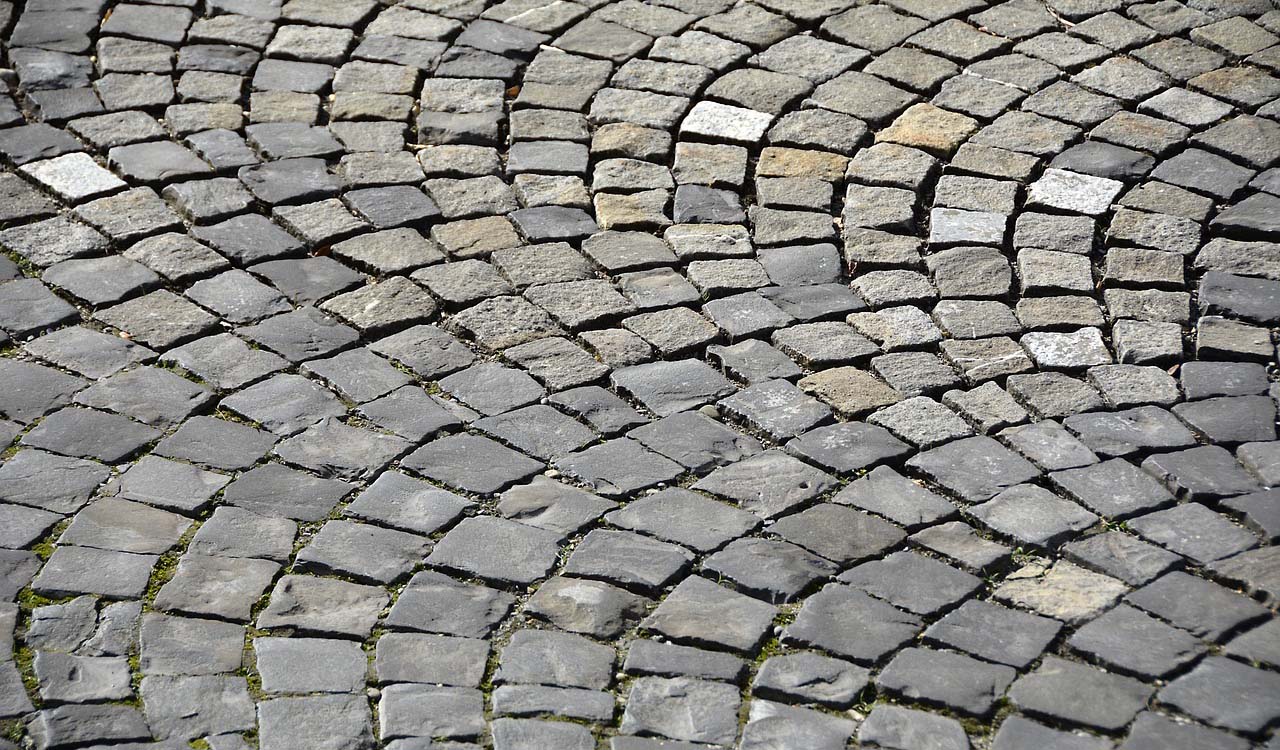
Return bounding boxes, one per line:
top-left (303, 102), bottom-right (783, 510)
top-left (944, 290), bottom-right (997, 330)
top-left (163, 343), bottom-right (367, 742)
top-left (0, 0), bottom-right (1278, 748)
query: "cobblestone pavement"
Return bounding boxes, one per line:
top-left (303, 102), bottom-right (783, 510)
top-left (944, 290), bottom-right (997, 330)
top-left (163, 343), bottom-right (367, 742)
top-left (0, 0), bottom-right (1278, 747)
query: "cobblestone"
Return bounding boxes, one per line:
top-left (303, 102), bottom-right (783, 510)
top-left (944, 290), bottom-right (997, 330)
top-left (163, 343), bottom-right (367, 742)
top-left (0, 1), bottom-right (1276, 746)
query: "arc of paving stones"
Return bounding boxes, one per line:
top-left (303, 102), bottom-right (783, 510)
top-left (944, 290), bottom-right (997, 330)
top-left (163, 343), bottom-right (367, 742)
top-left (0, 0), bottom-right (1277, 747)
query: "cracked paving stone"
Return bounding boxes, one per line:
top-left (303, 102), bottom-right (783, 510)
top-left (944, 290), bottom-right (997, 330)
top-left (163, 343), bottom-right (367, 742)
top-left (996, 559), bottom-right (1129, 625)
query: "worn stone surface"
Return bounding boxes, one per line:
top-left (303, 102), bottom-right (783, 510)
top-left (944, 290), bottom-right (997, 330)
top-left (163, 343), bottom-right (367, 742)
top-left (3, 0), bottom-right (1276, 744)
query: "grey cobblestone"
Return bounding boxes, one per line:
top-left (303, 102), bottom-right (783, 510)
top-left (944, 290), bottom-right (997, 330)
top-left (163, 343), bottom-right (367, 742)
top-left (0, 1), bottom-right (1276, 747)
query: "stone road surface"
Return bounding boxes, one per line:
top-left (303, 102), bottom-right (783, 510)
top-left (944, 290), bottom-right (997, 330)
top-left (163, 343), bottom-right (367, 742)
top-left (0, 0), bottom-right (1278, 747)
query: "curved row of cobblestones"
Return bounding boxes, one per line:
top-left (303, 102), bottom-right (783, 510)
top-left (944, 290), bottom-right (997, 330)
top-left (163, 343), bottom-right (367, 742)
top-left (0, 0), bottom-right (1277, 748)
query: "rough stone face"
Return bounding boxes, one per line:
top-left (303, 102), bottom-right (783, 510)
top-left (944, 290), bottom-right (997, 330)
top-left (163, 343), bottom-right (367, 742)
top-left (753, 652), bottom-right (869, 708)
top-left (783, 584), bottom-right (921, 664)
top-left (1009, 656), bottom-right (1155, 731)
top-left (257, 575), bottom-right (389, 638)
top-left (693, 450), bottom-right (835, 518)
top-left (259, 695), bottom-right (376, 750)
top-left (619, 677), bottom-right (741, 745)
top-left (606, 487), bottom-right (758, 552)
top-left (907, 436), bottom-right (1041, 502)
top-left (857, 705), bottom-right (970, 750)
top-left (642, 575), bottom-right (778, 652)
top-left (426, 517), bottom-right (561, 586)
top-left (924, 600), bottom-right (1061, 668)
top-left (1067, 603), bottom-right (1204, 678)
top-left (888, 647), bottom-right (1006, 714)
top-left (1159, 657), bottom-right (1280, 734)
top-left (995, 560), bottom-right (1129, 624)
top-left (524, 576), bottom-right (648, 638)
